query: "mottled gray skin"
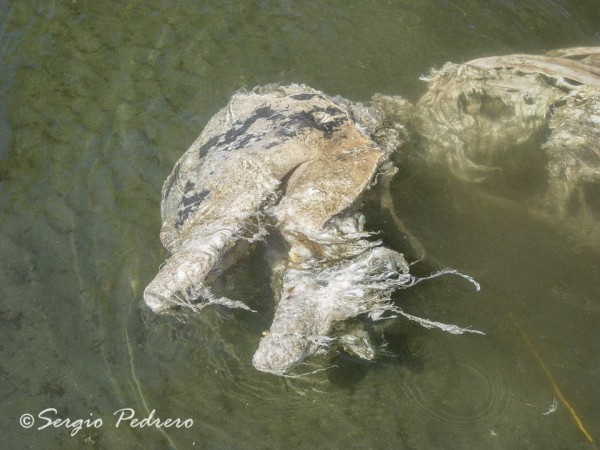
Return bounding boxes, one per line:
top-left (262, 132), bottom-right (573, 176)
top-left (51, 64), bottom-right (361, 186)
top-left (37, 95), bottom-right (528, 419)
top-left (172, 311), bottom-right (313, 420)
top-left (415, 47), bottom-right (600, 224)
top-left (144, 84), bottom-right (415, 375)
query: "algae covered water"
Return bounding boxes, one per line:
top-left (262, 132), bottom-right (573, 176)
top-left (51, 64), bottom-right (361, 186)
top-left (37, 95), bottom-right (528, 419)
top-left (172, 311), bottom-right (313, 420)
top-left (1, 1), bottom-right (599, 448)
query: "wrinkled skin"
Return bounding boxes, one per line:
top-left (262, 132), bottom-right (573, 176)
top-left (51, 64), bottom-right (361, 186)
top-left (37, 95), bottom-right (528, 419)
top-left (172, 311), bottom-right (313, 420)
top-left (145, 47), bottom-right (600, 376)
top-left (144, 84), bottom-right (418, 375)
top-left (415, 47), bottom-right (600, 227)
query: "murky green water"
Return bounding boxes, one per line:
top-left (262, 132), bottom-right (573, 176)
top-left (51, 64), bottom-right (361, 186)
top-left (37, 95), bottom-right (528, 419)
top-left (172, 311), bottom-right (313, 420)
top-left (1, 1), bottom-right (599, 448)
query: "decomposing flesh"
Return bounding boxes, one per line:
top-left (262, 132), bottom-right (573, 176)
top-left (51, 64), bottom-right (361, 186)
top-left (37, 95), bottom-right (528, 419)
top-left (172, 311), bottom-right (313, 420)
top-left (415, 47), bottom-right (600, 223)
top-left (144, 48), bottom-right (600, 375)
top-left (543, 85), bottom-right (600, 220)
top-left (144, 84), bottom-right (479, 375)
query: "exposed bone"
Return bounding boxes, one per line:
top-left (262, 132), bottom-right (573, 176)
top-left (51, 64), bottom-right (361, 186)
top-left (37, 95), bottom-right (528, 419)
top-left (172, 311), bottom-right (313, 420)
top-left (545, 47), bottom-right (600, 67)
top-left (546, 47), bottom-right (600, 58)
top-left (468, 54), bottom-right (600, 84)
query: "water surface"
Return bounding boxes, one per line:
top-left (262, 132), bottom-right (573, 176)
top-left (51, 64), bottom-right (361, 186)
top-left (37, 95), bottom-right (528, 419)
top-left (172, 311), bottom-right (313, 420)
top-left (1, 1), bottom-right (599, 448)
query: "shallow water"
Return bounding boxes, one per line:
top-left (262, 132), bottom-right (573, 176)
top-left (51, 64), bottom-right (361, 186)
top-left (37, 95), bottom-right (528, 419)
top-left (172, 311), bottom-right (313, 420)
top-left (1, 1), bottom-right (599, 448)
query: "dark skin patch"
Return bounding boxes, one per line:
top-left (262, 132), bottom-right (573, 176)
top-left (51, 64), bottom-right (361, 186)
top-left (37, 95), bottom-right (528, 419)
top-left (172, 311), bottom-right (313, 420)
top-left (231, 132), bottom-right (258, 151)
top-left (222, 107), bottom-right (277, 146)
top-left (182, 189), bottom-right (209, 207)
top-left (184, 181), bottom-right (195, 193)
top-left (198, 135), bottom-right (220, 159)
top-left (290, 93), bottom-right (318, 101)
top-left (320, 106), bottom-right (345, 116)
top-left (198, 102), bottom-right (349, 157)
top-left (279, 106), bottom-right (348, 139)
top-left (198, 106), bottom-right (277, 157)
top-left (176, 189), bottom-right (210, 227)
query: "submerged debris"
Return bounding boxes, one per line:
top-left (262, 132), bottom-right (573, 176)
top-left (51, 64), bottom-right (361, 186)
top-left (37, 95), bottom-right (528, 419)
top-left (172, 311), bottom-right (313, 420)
top-left (543, 85), bottom-right (600, 221)
top-left (144, 84), bottom-right (479, 375)
top-left (542, 398), bottom-right (559, 416)
top-left (415, 47), bottom-right (600, 228)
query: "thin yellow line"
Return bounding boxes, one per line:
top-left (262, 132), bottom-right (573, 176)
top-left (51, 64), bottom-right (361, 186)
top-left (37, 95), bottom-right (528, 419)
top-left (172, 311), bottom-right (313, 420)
top-left (511, 316), bottom-right (594, 444)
